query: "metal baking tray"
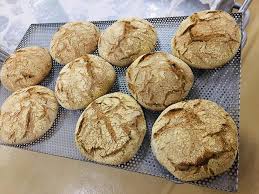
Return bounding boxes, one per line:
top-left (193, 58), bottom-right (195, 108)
top-left (0, 14), bottom-right (241, 192)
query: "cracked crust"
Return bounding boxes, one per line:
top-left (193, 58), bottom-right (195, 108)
top-left (55, 55), bottom-right (116, 110)
top-left (151, 99), bottom-right (238, 181)
top-left (126, 52), bottom-right (194, 111)
top-left (50, 22), bottom-right (100, 65)
top-left (98, 17), bottom-right (157, 67)
top-left (0, 86), bottom-right (58, 144)
top-left (171, 10), bottom-right (241, 69)
top-left (75, 92), bottom-right (147, 165)
top-left (0, 46), bottom-right (52, 92)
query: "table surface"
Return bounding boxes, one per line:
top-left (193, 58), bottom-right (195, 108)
top-left (0, 0), bottom-right (259, 194)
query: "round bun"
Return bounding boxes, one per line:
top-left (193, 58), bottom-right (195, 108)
top-left (75, 92), bottom-right (147, 165)
top-left (0, 46), bottom-right (52, 92)
top-left (98, 17), bottom-right (157, 67)
top-left (171, 10), bottom-right (241, 69)
top-left (151, 99), bottom-right (238, 181)
top-left (50, 22), bottom-right (100, 65)
top-left (126, 52), bottom-right (194, 111)
top-left (0, 86), bottom-right (58, 144)
top-left (55, 55), bottom-right (116, 110)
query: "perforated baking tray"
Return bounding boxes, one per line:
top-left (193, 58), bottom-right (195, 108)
top-left (0, 14), bottom-right (242, 192)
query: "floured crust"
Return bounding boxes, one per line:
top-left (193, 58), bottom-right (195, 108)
top-left (75, 92), bottom-right (147, 165)
top-left (0, 86), bottom-right (58, 144)
top-left (151, 99), bottom-right (238, 181)
top-left (126, 52), bottom-right (194, 111)
top-left (98, 17), bottom-right (157, 67)
top-left (55, 55), bottom-right (116, 110)
top-left (0, 46), bottom-right (52, 92)
top-left (50, 22), bottom-right (100, 65)
top-left (171, 10), bottom-right (241, 69)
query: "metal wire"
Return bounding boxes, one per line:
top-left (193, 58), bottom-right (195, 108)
top-left (239, 0), bottom-right (253, 12)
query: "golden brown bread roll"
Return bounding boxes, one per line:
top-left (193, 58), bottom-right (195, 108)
top-left (0, 86), bottom-right (58, 144)
top-left (98, 17), bottom-right (157, 67)
top-left (126, 52), bottom-right (194, 111)
top-left (50, 22), bottom-right (100, 65)
top-left (55, 55), bottom-right (116, 110)
top-left (75, 92), bottom-right (147, 165)
top-left (151, 99), bottom-right (238, 181)
top-left (171, 10), bottom-right (241, 69)
top-left (0, 46), bottom-right (52, 92)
